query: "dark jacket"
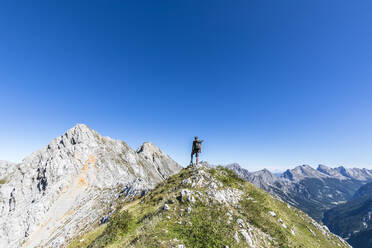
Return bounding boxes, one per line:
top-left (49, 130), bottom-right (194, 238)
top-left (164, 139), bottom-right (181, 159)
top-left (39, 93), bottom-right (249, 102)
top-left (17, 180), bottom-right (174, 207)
top-left (192, 139), bottom-right (203, 152)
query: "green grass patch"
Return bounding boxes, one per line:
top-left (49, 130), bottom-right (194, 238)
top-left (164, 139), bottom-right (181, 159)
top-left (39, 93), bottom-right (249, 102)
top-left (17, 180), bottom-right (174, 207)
top-left (68, 224), bottom-right (106, 248)
top-left (210, 166), bottom-right (245, 189)
top-left (0, 177), bottom-right (9, 184)
top-left (240, 197), bottom-right (289, 247)
top-left (171, 204), bottom-right (236, 248)
top-left (88, 210), bottom-right (134, 248)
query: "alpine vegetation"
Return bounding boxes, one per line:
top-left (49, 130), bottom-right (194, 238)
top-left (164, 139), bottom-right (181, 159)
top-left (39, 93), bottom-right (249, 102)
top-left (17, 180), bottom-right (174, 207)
top-left (69, 164), bottom-right (350, 248)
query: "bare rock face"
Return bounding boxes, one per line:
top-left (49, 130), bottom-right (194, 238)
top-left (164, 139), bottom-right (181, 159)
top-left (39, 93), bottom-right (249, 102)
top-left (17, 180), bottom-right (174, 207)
top-left (136, 142), bottom-right (180, 180)
top-left (0, 124), bottom-right (182, 248)
top-left (0, 160), bottom-right (17, 184)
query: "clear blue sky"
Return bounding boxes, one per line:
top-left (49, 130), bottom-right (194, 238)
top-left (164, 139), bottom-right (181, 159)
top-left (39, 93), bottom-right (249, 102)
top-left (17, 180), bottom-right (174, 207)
top-left (1, 1), bottom-right (372, 171)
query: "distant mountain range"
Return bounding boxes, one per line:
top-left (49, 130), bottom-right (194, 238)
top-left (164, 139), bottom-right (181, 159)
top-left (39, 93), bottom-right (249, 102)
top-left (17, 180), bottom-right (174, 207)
top-left (227, 163), bottom-right (372, 247)
top-left (0, 124), bottom-right (366, 247)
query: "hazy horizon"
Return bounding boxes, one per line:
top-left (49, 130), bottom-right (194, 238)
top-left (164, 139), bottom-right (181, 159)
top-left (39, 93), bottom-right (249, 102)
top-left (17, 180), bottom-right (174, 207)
top-left (2, 123), bottom-right (372, 172)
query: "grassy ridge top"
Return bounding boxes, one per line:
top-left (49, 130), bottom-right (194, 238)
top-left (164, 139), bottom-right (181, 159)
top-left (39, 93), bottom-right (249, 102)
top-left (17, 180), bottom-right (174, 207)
top-left (69, 165), bottom-right (350, 248)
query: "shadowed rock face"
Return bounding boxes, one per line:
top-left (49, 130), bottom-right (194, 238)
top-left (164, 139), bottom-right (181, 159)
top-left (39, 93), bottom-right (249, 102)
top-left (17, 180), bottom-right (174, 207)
top-left (323, 182), bottom-right (372, 248)
top-left (0, 124), bottom-right (182, 248)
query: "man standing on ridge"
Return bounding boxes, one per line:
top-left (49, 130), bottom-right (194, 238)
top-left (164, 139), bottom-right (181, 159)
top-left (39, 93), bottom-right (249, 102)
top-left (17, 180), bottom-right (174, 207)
top-left (190, 136), bottom-right (203, 165)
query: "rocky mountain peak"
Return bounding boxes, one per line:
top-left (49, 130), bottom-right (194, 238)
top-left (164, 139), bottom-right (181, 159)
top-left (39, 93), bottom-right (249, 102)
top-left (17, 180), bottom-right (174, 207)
top-left (225, 164), bottom-right (279, 190)
top-left (60, 123), bottom-right (97, 145)
top-left (362, 168), bottom-right (372, 175)
top-left (0, 124), bottom-right (182, 248)
top-left (226, 163), bottom-right (251, 179)
top-left (317, 164), bottom-right (331, 173)
top-left (20, 124), bottom-right (99, 166)
top-left (61, 124), bottom-right (104, 145)
top-left (68, 123), bottom-right (93, 133)
top-left (296, 164), bottom-right (315, 171)
top-left (252, 168), bottom-right (276, 180)
top-left (225, 163), bottom-right (242, 170)
top-left (260, 168), bottom-right (273, 175)
top-left (334, 166), bottom-right (372, 181)
top-left (69, 123), bottom-right (94, 133)
top-left (137, 142), bottom-right (163, 157)
top-left (317, 164), bottom-right (349, 180)
top-left (282, 164), bottom-right (327, 182)
top-left (136, 142), bottom-right (181, 180)
top-left (282, 169), bottom-right (293, 180)
top-left (247, 169), bottom-right (278, 189)
top-left (335, 166), bottom-right (348, 177)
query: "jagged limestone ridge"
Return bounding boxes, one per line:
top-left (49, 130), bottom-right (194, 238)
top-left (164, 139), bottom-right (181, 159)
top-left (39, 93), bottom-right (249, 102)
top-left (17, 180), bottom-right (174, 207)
top-left (0, 124), bottom-right (181, 248)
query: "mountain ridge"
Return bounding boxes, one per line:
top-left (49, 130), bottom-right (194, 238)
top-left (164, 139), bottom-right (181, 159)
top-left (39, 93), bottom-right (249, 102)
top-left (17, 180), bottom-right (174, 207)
top-left (68, 164), bottom-right (351, 248)
top-left (0, 124), bottom-right (182, 248)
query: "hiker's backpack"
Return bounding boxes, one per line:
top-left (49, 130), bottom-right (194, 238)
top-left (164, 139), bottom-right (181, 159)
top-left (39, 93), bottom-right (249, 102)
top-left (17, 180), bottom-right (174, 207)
top-left (194, 141), bottom-right (202, 151)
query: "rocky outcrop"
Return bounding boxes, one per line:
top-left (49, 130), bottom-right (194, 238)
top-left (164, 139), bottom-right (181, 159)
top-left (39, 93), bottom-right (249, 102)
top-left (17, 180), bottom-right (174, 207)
top-left (0, 160), bottom-right (17, 185)
top-left (282, 164), bottom-right (329, 182)
top-left (73, 164), bottom-right (351, 248)
top-left (0, 124), bottom-right (182, 248)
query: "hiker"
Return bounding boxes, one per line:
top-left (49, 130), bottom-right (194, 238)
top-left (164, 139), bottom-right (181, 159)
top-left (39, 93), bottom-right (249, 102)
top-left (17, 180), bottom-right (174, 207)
top-left (190, 136), bottom-right (203, 165)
